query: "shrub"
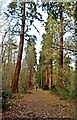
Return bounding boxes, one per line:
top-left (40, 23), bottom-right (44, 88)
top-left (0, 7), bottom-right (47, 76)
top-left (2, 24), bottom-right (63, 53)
top-left (59, 88), bottom-right (77, 100)
top-left (19, 87), bottom-right (27, 93)
top-left (59, 88), bottom-right (70, 100)
top-left (2, 90), bottom-right (12, 109)
top-left (50, 86), bottom-right (77, 100)
top-left (50, 86), bottom-right (58, 94)
top-left (43, 84), bottom-right (49, 90)
top-left (69, 89), bottom-right (77, 99)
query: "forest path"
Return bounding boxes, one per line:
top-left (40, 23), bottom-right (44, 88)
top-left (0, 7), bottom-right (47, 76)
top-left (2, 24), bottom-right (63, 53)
top-left (2, 89), bottom-right (75, 120)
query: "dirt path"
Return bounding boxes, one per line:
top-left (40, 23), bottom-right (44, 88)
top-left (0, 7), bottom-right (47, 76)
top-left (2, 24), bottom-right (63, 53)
top-left (2, 89), bottom-right (76, 120)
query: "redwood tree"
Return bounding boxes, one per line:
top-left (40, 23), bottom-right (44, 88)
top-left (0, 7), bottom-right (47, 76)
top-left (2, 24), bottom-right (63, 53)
top-left (57, 4), bottom-right (64, 88)
top-left (11, 1), bottom-right (25, 93)
top-left (26, 38), bottom-right (37, 89)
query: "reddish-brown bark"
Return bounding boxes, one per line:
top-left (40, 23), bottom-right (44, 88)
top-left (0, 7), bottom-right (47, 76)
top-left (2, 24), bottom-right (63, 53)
top-left (50, 58), bottom-right (52, 89)
top-left (57, 5), bottom-right (63, 88)
top-left (41, 69), bottom-right (46, 88)
top-left (11, 2), bottom-right (25, 93)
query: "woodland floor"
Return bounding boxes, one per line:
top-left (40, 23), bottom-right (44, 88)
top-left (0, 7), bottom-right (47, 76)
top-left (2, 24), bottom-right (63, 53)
top-left (2, 89), bottom-right (76, 120)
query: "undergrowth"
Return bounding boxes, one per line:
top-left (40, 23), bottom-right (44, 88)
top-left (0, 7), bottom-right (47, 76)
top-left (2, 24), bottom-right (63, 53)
top-left (2, 89), bottom-right (12, 109)
top-left (43, 84), bottom-right (49, 90)
top-left (50, 86), bottom-right (77, 100)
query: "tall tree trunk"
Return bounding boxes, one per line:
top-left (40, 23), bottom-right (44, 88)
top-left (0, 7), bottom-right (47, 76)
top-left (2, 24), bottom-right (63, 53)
top-left (41, 69), bottom-right (46, 88)
top-left (1, 40), bottom-right (4, 64)
top-left (50, 58), bottom-right (52, 89)
top-left (41, 70), bottom-right (43, 88)
top-left (57, 5), bottom-right (63, 88)
top-left (49, 59), bottom-right (52, 89)
top-left (49, 33), bottom-right (53, 89)
top-left (45, 67), bottom-right (48, 84)
top-left (45, 68), bottom-right (47, 84)
top-left (29, 69), bottom-right (32, 82)
top-left (8, 44), bottom-right (12, 63)
top-left (47, 67), bottom-right (49, 85)
top-left (11, 1), bottom-right (25, 93)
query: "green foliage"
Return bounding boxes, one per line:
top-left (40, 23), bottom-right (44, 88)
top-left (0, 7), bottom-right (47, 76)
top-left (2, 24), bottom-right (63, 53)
top-left (19, 38), bottom-right (37, 92)
top-left (19, 68), bottom-right (27, 91)
top-left (43, 84), bottom-right (49, 90)
top-left (2, 90), bottom-right (12, 99)
top-left (19, 87), bottom-right (27, 93)
top-left (2, 63), bottom-right (14, 90)
top-left (59, 88), bottom-right (77, 100)
top-left (4, 2), bottom-right (44, 38)
top-left (50, 86), bottom-right (77, 100)
top-left (59, 88), bottom-right (69, 100)
top-left (2, 89), bottom-right (12, 109)
top-left (1, 0), bottom-right (76, 100)
top-left (34, 66), bottom-right (41, 87)
top-left (70, 89), bottom-right (77, 99)
top-left (8, 2), bottom-right (17, 11)
top-left (50, 86), bottom-right (58, 94)
top-left (26, 39), bottom-right (37, 69)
